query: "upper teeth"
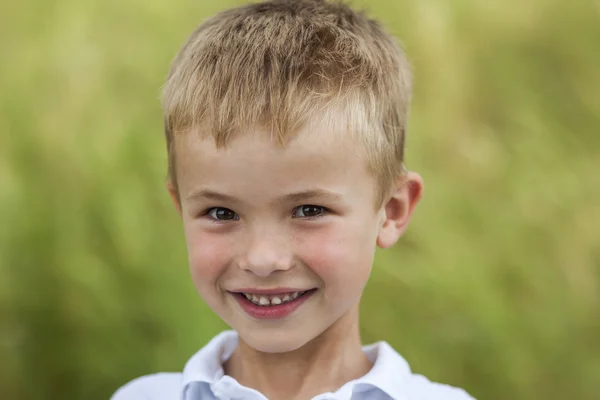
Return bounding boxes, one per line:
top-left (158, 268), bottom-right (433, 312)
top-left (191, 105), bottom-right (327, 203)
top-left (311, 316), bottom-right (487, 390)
top-left (243, 291), bottom-right (306, 306)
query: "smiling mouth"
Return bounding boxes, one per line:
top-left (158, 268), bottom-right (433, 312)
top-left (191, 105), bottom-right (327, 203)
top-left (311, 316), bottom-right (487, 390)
top-left (231, 289), bottom-right (317, 307)
top-left (240, 290), bottom-right (309, 306)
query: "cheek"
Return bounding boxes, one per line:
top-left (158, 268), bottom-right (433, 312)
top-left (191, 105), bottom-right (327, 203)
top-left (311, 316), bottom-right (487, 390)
top-left (298, 218), bottom-right (377, 288)
top-left (183, 223), bottom-right (231, 285)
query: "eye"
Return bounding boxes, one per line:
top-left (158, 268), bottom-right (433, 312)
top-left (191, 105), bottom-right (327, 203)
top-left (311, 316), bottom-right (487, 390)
top-left (206, 207), bottom-right (239, 221)
top-left (293, 205), bottom-right (326, 218)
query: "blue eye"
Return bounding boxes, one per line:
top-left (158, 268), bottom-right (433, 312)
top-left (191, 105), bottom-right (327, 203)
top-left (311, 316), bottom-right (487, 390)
top-left (206, 207), bottom-right (239, 221)
top-left (293, 205), bottom-right (326, 218)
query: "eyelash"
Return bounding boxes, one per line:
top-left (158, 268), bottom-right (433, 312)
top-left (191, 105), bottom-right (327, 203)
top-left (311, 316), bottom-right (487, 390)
top-left (204, 207), bottom-right (239, 223)
top-left (202, 205), bottom-right (329, 222)
top-left (293, 205), bottom-right (328, 220)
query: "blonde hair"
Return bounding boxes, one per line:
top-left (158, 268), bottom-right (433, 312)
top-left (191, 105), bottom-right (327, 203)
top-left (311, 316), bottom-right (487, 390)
top-left (162, 0), bottom-right (412, 205)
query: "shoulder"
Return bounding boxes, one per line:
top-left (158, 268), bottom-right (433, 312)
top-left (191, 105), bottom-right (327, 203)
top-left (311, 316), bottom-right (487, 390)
top-left (364, 341), bottom-right (475, 400)
top-left (110, 373), bottom-right (182, 400)
top-left (404, 373), bottom-right (475, 400)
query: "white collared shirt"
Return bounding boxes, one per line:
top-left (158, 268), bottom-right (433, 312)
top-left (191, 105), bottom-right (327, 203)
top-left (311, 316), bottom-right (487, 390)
top-left (112, 331), bottom-right (474, 400)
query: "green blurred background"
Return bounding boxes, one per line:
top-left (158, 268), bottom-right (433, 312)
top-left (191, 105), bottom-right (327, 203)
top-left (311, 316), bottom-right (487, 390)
top-left (1, 0), bottom-right (599, 399)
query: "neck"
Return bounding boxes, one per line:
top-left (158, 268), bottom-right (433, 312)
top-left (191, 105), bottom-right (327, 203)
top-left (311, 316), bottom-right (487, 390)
top-left (223, 305), bottom-right (372, 400)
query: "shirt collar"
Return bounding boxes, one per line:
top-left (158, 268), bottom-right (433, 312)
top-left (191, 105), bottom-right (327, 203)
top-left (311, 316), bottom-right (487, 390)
top-left (353, 340), bottom-right (411, 400)
top-left (181, 330), bottom-right (412, 400)
top-left (181, 330), bottom-right (238, 389)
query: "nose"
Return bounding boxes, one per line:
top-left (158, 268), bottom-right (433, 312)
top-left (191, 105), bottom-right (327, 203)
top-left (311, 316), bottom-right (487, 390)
top-left (236, 227), bottom-right (293, 277)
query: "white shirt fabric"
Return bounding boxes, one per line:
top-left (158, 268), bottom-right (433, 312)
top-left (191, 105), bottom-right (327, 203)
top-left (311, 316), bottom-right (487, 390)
top-left (112, 330), bottom-right (474, 400)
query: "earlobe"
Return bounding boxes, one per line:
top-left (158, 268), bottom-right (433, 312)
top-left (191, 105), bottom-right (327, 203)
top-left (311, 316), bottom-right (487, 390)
top-left (166, 180), bottom-right (183, 216)
top-left (376, 172), bottom-right (424, 248)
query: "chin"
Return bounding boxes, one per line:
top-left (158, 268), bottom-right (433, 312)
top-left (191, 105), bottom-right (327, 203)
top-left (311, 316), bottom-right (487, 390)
top-left (240, 327), bottom-right (318, 353)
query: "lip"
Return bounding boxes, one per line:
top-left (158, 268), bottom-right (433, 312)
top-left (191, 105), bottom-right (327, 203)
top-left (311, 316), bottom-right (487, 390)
top-left (231, 289), bottom-right (317, 319)
top-left (231, 287), bottom-right (311, 295)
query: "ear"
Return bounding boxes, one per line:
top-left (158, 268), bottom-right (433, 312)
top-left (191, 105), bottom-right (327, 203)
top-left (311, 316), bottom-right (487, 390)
top-left (166, 179), bottom-right (182, 217)
top-left (376, 171), bottom-right (424, 248)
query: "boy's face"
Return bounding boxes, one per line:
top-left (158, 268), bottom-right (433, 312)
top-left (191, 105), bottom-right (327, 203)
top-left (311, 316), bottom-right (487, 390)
top-left (171, 124), bottom-right (420, 353)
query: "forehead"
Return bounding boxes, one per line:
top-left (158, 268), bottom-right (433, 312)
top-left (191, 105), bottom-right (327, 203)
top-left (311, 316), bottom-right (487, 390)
top-left (174, 125), bottom-right (377, 202)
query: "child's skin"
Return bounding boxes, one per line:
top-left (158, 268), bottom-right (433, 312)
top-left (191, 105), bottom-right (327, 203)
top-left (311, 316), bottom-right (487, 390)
top-left (167, 121), bottom-right (423, 400)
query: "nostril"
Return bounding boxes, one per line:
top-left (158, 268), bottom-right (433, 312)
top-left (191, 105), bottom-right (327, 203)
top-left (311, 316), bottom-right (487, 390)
top-left (236, 252), bottom-right (293, 276)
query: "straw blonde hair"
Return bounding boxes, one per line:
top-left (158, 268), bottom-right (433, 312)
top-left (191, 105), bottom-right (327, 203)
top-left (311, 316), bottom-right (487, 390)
top-left (162, 0), bottom-right (412, 205)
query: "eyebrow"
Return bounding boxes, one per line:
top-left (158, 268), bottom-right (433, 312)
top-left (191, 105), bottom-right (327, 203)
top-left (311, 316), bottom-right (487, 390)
top-left (279, 189), bottom-right (343, 204)
top-left (185, 190), bottom-right (238, 203)
top-left (185, 188), bottom-right (344, 205)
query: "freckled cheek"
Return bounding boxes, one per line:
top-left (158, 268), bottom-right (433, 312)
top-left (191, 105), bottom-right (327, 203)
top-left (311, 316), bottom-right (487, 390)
top-left (183, 226), bottom-right (233, 286)
top-left (296, 222), bottom-right (375, 288)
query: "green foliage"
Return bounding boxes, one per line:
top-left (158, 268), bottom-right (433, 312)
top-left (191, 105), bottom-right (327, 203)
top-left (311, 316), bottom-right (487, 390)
top-left (1, 0), bottom-right (599, 399)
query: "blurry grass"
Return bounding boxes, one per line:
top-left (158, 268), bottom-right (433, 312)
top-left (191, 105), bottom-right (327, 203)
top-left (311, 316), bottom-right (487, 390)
top-left (1, 0), bottom-right (599, 399)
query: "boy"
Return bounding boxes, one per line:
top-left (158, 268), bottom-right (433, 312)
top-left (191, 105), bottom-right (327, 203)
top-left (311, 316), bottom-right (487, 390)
top-left (113, 0), bottom-right (474, 399)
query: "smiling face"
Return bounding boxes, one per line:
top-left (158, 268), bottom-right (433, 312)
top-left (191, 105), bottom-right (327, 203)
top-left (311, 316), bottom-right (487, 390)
top-left (171, 124), bottom-right (409, 353)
